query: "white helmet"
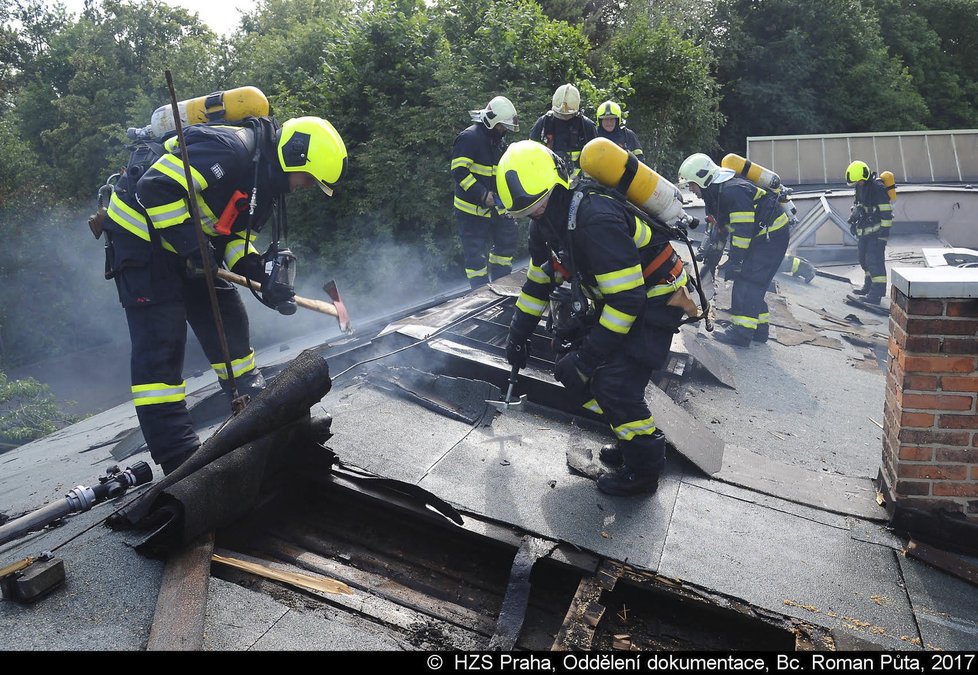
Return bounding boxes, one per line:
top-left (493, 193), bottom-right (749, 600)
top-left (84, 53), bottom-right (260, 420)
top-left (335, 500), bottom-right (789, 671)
top-left (470, 96), bottom-right (519, 132)
top-left (551, 84), bottom-right (581, 120)
top-left (677, 152), bottom-right (735, 188)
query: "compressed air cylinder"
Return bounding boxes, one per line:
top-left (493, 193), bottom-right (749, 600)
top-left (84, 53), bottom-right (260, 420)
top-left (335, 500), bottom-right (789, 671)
top-left (880, 170), bottom-right (897, 202)
top-left (150, 86), bottom-right (269, 137)
top-left (721, 153), bottom-right (797, 218)
top-left (579, 137), bottom-right (688, 225)
top-left (721, 153), bottom-right (782, 190)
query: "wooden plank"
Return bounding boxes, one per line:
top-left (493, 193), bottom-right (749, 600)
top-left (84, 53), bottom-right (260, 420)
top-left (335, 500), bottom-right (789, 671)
top-left (551, 560), bottom-right (622, 651)
top-left (147, 531), bottom-right (214, 651)
top-left (258, 534), bottom-right (499, 636)
top-left (212, 548), bottom-right (352, 596)
top-left (906, 539), bottom-right (978, 587)
top-left (213, 548), bottom-right (486, 650)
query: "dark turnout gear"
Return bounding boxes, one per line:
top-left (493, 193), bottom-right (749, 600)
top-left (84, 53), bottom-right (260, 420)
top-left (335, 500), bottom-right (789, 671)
top-left (700, 175), bottom-right (790, 346)
top-left (848, 169), bottom-right (892, 303)
top-left (596, 124), bottom-right (644, 162)
top-left (505, 337), bottom-right (531, 370)
top-left (103, 115), bottom-right (343, 473)
top-left (504, 169), bottom-right (685, 496)
top-left (451, 122), bottom-right (516, 287)
top-left (529, 111), bottom-right (597, 175)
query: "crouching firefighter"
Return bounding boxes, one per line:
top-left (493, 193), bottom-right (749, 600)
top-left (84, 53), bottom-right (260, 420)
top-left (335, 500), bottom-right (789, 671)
top-left (98, 115), bottom-right (347, 475)
top-left (498, 140), bottom-right (696, 497)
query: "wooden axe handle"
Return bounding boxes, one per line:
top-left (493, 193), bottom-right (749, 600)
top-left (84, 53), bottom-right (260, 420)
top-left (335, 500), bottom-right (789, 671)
top-left (216, 269), bottom-right (339, 318)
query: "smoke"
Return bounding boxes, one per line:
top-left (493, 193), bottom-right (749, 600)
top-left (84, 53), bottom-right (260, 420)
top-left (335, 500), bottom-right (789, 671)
top-left (3, 203), bottom-right (490, 416)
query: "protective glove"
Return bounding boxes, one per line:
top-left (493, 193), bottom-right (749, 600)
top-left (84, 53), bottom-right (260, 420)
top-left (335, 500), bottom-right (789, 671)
top-left (720, 256), bottom-right (743, 281)
top-left (553, 350), bottom-right (597, 399)
top-left (182, 242), bottom-right (218, 279)
top-left (505, 336), bottom-right (531, 370)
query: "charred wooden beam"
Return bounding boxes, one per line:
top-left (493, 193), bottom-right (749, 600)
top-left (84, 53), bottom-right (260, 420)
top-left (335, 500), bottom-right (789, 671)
top-left (551, 560), bottom-right (622, 651)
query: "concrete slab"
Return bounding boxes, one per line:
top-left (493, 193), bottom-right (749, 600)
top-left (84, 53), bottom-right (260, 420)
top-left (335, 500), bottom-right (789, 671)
top-left (659, 482), bottom-right (922, 650)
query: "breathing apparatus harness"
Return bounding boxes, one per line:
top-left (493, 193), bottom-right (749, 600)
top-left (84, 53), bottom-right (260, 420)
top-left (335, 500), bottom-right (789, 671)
top-left (238, 117), bottom-right (297, 316)
top-left (96, 117), bottom-right (298, 315)
top-left (546, 181), bottom-right (714, 348)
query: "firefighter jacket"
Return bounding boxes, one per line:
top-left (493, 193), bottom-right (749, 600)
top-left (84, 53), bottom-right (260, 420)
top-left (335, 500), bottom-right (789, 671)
top-left (104, 117), bottom-right (286, 275)
top-left (701, 176), bottom-right (789, 268)
top-left (451, 123), bottom-right (507, 218)
top-left (852, 175), bottom-right (893, 239)
top-left (596, 124), bottom-right (644, 162)
top-left (511, 185), bottom-right (687, 368)
top-left (529, 112), bottom-right (597, 173)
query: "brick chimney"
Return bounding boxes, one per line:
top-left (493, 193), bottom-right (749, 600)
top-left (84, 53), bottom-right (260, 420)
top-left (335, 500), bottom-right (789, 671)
top-left (880, 267), bottom-right (978, 554)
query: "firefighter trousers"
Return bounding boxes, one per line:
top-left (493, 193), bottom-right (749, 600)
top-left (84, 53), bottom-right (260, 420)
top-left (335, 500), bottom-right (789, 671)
top-left (577, 326), bottom-right (676, 477)
top-left (729, 228), bottom-right (790, 339)
top-left (456, 211), bottom-right (517, 289)
top-left (123, 274), bottom-right (258, 467)
top-left (857, 234), bottom-right (887, 298)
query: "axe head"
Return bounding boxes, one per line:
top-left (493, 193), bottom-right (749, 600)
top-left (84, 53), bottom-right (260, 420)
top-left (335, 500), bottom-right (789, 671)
top-left (323, 280), bottom-right (353, 334)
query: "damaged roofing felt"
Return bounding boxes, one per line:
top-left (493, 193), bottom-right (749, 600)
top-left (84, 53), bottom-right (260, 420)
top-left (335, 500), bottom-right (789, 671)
top-left (2, 233), bottom-right (978, 651)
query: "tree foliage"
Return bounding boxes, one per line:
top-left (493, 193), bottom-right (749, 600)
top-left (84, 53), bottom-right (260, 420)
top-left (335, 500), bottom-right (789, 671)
top-left (0, 371), bottom-right (80, 445)
top-left (0, 0), bottom-right (975, 440)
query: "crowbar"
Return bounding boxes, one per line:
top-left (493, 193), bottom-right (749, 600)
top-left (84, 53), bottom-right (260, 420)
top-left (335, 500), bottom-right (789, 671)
top-left (486, 365), bottom-right (526, 413)
top-left (215, 269), bottom-right (354, 334)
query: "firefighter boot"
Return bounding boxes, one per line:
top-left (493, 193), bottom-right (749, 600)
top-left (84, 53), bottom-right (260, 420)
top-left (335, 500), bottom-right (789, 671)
top-left (852, 276), bottom-right (871, 296)
top-left (864, 284), bottom-right (886, 306)
top-left (598, 441), bottom-right (623, 468)
top-left (220, 368), bottom-right (267, 404)
top-left (753, 323), bottom-right (770, 343)
top-left (160, 444), bottom-right (199, 476)
top-left (797, 259), bottom-right (816, 283)
top-left (596, 431), bottom-right (665, 497)
top-left (714, 325), bottom-right (753, 348)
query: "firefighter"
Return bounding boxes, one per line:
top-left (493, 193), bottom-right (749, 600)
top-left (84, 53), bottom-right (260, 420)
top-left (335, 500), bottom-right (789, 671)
top-left (528, 84), bottom-right (597, 176)
top-left (451, 96), bottom-right (520, 288)
top-left (678, 153), bottom-right (789, 347)
top-left (102, 115), bottom-right (347, 475)
top-left (845, 160), bottom-right (892, 304)
top-left (595, 100), bottom-right (643, 162)
top-left (498, 140), bottom-right (686, 496)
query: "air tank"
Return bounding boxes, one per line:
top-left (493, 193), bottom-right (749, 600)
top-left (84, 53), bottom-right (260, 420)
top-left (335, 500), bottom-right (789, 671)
top-left (721, 153), bottom-right (797, 218)
top-left (149, 86), bottom-right (270, 137)
top-left (579, 137), bottom-right (689, 225)
top-left (880, 170), bottom-right (897, 202)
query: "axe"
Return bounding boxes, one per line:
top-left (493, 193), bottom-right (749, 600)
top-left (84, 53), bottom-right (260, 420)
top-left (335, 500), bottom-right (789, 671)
top-left (215, 269), bottom-right (353, 334)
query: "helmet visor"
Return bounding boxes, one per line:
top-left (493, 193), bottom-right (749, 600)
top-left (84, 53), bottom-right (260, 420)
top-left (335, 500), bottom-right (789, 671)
top-left (506, 191), bottom-right (550, 219)
top-left (498, 116), bottom-right (519, 132)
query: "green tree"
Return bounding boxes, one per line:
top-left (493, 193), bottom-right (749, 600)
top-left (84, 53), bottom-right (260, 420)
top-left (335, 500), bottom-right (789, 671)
top-left (10, 0), bottom-right (223, 200)
top-left (871, 0), bottom-right (978, 129)
top-left (607, 12), bottom-right (723, 176)
top-left (706, 0), bottom-right (927, 153)
top-left (0, 371), bottom-right (79, 446)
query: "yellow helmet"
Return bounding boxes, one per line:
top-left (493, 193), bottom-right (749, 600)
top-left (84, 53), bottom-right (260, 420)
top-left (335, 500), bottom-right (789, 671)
top-left (496, 140), bottom-right (570, 218)
top-left (596, 100), bottom-right (623, 125)
top-left (551, 84), bottom-right (581, 120)
top-left (277, 116), bottom-right (348, 196)
top-left (845, 160), bottom-right (870, 185)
